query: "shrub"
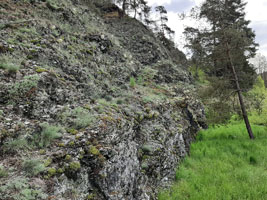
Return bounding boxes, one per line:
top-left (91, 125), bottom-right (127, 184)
top-left (0, 177), bottom-right (47, 200)
top-left (140, 67), bottom-right (157, 84)
top-left (71, 107), bottom-right (95, 129)
top-left (3, 138), bottom-right (29, 153)
top-left (9, 75), bottom-right (39, 98)
top-left (116, 99), bottom-right (123, 104)
top-left (0, 56), bottom-right (20, 73)
top-left (46, 0), bottom-right (60, 11)
top-left (34, 123), bottom-right (62, 148)
top-left (247, 76), bottom-right (266, 115)
top-left (0, 62), bottom-right (20, 73)
top-left (22, 159), bottom-right (45, 177)
top-left (57, 107), bottom-right (96, 129)
top-left (189, 65), bottom-right (207, 84)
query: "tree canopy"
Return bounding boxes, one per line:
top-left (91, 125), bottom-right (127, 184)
top-left (185, 0), bottom-right (258, 139)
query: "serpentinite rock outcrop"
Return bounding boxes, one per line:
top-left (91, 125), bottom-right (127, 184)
top-left (0, 0), bottom-right (206, 199)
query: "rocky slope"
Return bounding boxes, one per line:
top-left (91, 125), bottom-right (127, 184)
top-left (0, 0), bottom-right (206, 199)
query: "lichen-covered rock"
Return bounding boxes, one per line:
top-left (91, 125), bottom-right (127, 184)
top-left (0, 0), bottom-right (206, 199)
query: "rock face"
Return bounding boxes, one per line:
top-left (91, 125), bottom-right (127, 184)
top-left (0, 0), bottom-right (206, 199)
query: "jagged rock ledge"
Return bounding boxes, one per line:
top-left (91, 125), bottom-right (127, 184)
top-left (0, 0), bottom-right (206, 199)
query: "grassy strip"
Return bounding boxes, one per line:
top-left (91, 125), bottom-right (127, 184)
top-left (159, 123), bottom-right (267, 200)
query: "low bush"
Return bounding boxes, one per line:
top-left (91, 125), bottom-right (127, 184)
top-left (22, 159), bottom-right (45, 177)
top-left (0, 55), bottom-right (20, 73)
top-left (3, 138), bottom-right (29, 153)
top-left (0, 177), bottom-right (47, 200)
top-left (71, 107), bottom-right (95, 129)
top-left (34, 123), bottom-right (62, 148)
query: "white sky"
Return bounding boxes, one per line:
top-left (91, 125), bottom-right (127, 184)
top-left (146, 0), bottom-right (267, 57)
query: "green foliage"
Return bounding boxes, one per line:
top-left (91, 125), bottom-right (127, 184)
top-left (44, 158), bottom-right (52, 167)
top-left (141, 144), bottom-right (153, 154)
top-left (248, 113), bottom-right (267, 126)
top-left (46, 0), bottom-right (60, 11)
top-left (87, 193), bottom-right (96, 200)
top-left (130, 76), bottom-right (136, 88)
top-left (205, 101), bottom-right (233, 125)
top-left (198, 75), bottom-right (267, 125)
top-left (254, 76), bottom-right (265, 88)
top-left (22, 159), bottom-right (45, 177)
top-left (247, 76), bottom-right (266, 115)
top-left (155, 6), bottom-right (175, 40)
top-left (3, 138), bottom-right (29, 153)
top-left (137, 85), bottom-right (167, 104)
top-left (159, 122), bottom-right (267, 200)
top-left (18, 27), bottom-right (38, 35)
top-left (0, 165), bottom-right (8, 178)
top-left (185, 0), bottom-right (257, 93)
top-left (34, 123), bottom-right (62, 148)
top-left (35, 67), bottom-right (49, 73)
top-left (189, 65), bottom-right (207, 84)
top-left (116, 99), bottom-right (123, 105)
top-left (67, 128), bottom-right (78, 135)
top-left (0, 55), bottom-right (20, 73)
top-left (197, 76), bottom-right (235, 125)
top-left (69, 161), bottom-right (81, 171)
top-left (0, 177), bottom-right (47, 200)
top-left (47, 167), bottom-right (57, 177)
top-left (138, 67), bottom-right (158, 85)
top-left (71, 107), bottom-right (95, 129)
top-left (9, 75), bottom-right (39, 98)
top-left (90, 146), bottom-right (100, 156)
top-left (97, 98), bottom-right (118, 108)
top-left (0, 62), bottom-right (20, 73)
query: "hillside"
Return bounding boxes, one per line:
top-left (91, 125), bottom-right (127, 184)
top-left (0, 0), bottom-right (206, 199)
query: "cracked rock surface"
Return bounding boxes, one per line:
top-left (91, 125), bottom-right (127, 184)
top-left (0, 0), bottom-right (206, 199)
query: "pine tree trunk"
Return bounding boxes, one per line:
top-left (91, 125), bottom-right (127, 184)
top-left (122, 0), bottom-right (126, 16)
top-left (225, 39), bottom-right (255, 140)
top-left (219, 2), bottom-right (255, 139)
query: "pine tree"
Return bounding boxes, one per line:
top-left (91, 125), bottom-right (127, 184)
top-left (130, 0), bottom-right (148, 19)
top-left (155, 6), bottom-right (168, 35)
top-left (116, 0), bottom-right (128, 16)
top-left (185, 0), bottom-right (258, 139)
top-left (199, 0), bottom-right (257, 89)
top-left (115, 0), bottom-right (150, 20)
top-left (155, 6), bottom-right (175, 42)
top-left (142, 4), bottom-right (153, 26)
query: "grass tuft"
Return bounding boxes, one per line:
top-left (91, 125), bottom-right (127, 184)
top-left (34, 123), bottom-right (62, 148)
top-left (22, 159), bottom-right (45, 177)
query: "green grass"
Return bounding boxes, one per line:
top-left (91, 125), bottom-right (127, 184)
top-left (34, 123), bottom-right (62, 148)
top-left (0, 165), bottom-right (8, 178)
top-left (130, 76), bottom-right (136, 88)
top-left (3, 138), bottom-right (29, 153)
top-left (0, 55), bottom-right (20, 73)
top-left (22, 159), bottom-right (45, 177)
top-left (159, 123), bottom-right (267, 200)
